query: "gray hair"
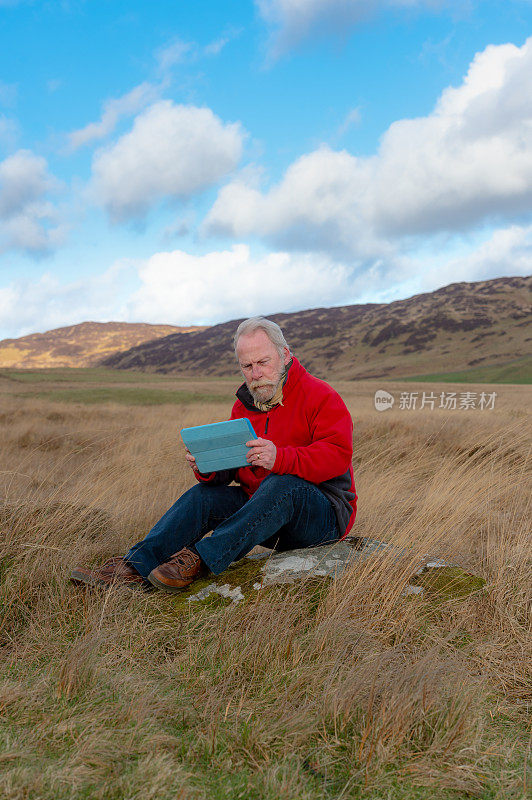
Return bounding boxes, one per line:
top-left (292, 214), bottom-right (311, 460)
top-left (233, 316), bottom-right (290, 359)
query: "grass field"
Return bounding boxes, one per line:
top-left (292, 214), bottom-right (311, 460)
top-left (0, 367), bottom-right (161, 383)
top-left (0, 368), bottom-right (530, 799)
top-left (399, 355), bottom-right (532, 385)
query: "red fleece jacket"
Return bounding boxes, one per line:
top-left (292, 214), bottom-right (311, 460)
top-left (196, 357), bottom-right (357, 539)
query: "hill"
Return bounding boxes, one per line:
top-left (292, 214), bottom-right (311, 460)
top-left (0, 321), bottom-right (206, 369)
top-left (102, 275), bottom-right (531, 381)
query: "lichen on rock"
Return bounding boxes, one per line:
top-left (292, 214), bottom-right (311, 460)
top-left (165, 554), bottom-right (267, 609)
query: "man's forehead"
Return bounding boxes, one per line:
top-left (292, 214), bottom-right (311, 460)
top-left (236, 330), bottom-right (277, 360)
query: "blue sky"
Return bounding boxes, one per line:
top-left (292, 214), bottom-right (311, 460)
top-left (0, 0), bottom-right (531, 338)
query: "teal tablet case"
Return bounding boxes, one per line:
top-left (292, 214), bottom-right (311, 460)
top-left (181, 418), bottom-right (257, 473)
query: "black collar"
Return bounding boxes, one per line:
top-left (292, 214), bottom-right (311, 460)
top-left (235, 382), bottom-right (257, 411)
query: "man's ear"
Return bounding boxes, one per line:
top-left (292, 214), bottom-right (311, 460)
top-left (283, 347), bottom-right (291, 366)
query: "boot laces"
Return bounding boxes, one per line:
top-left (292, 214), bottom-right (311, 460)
top-left (168, 548), bottom-right (198, 569)
top-left (100, 557), bottom-right (131, 577)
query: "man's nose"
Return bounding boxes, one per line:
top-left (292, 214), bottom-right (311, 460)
top-left (251, 364), bottom-right (262, 379)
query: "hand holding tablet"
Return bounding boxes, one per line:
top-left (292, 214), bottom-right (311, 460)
top-left (181, 418), bottom-right (259, 474)
top-left (245, 437), bottom-right (277, 470)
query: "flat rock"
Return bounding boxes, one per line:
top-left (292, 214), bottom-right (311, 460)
top-left (247, 538), bottom-right (381, 585)
top-left (184, 537), bottom-right (484, 606)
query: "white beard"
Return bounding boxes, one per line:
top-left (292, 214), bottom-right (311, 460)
top-left (249, 383), bottom-right (276, 403)
top-left (246, 364), bottom-right (286, 404)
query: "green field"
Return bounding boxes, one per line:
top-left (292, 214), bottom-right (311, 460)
top-left (2, 357), bottom-right (531, 398)
top-left (0, 367), bottom-right (171, 384)
top-left (23, 387), bottom-right (232, 405)
top-left (399, 355), bottom-right (532, 384)
top-left (1, 367), bottom-right (235, 405)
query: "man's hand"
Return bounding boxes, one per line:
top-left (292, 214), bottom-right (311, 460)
top-left (185, 447), bottom-right (200, 473)
top-left (246, 438), bottom-right (277, 471)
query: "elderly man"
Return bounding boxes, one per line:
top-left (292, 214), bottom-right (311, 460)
top-left (71, 317), bottom-right (357, 592)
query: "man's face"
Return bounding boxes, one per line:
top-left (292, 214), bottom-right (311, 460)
top-left (236, 330), bottom-right (291, 404)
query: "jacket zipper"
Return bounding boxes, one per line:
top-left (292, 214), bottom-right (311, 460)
top-left (264, 413), bottom-right (270, 436)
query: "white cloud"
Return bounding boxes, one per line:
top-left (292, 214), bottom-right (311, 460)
top-left (416, 224), bottom-right (532, 290)
top-left (205, 37), bottom-right (532, 256)
top-left (0, 149), bottom-right (64, 255)
top-left (204, 34), bottom-right (233, 57)
top-left (156, 32), bottom-right (238, 74)
top-left (127, 244), bottom-right (352, 325)
top-left (337, 107), bottom-right (361, 138)
top-left (382, 223), bottom-right (532, 305)
top-left (91, 101), bottom-right (244, 222)
top-left (155, 39), bottom-right (196, 74)
top-left (372, 39), bottom-right (532, 234)
top-left (0, 260), bottom-right (134, 339)
top-left (205, 147), bottom-right (384, 258)
top-left (1, 225), bottom-right (529, 339)
top-left (67, 82), bottom-right (161, 150)
top-left (0, 245), bottom-right (352, 338)
top-left (0, 151), bottom-right (54, 218)
top-left (257, 0), bottom-right (446, 56)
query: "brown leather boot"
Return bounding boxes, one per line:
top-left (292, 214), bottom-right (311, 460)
top-left (70, 557), bottom-right (150, 591)
top-left (147, 547), bottom-right (208, 593)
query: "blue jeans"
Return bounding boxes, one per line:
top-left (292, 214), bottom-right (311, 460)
top-left (124, 474), bottom-right (340, 577)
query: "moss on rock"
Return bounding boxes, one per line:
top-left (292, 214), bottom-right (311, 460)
top-left (142, 544), bottom-right (487, 614)
top-left (160, 555), bottom-right (268, 611)
top-left (411, 566), bottom-right (486, 601)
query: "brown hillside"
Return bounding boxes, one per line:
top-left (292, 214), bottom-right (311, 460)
top-left (0, 321), bottom-right (206, 369)
top-left (102, 276), bottom-right (532, 380)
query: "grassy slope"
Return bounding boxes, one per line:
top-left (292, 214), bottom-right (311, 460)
top-left (398, 355), bottom-right (532, 384)
top-left (26, 387), bottom-right (232, 405)
top-left (101, 276), bottom-right (532, 382)
top-left (1, 358), bottom-right (529, 411)
top-left (0, 367), bottom-right (160, 383)
top-left (0, 321), bottom-right (201, 369)
top-left (0, 368), bottom-right (235, 405)
top-left (0, 373), bottom-right (529, 799)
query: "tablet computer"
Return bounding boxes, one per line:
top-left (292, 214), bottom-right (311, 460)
top-left (181, 418), bottom-right (257, 474)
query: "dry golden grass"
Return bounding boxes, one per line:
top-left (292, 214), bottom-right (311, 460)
top-left (0, 375), bottom-right (529, 799)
